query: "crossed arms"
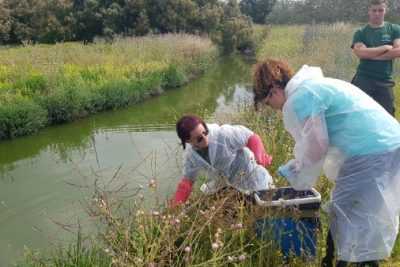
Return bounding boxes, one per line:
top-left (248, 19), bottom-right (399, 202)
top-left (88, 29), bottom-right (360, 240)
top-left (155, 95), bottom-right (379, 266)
top-left (352, 38), bottom-right (400, 60)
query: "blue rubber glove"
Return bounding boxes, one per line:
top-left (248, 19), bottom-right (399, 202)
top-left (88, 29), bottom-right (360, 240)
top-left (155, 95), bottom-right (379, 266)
top-left (278, 164), bottom-right (294, 179)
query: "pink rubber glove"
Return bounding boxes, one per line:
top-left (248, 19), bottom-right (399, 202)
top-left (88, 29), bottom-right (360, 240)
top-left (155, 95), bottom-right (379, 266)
top-left (246, 134), bottom-right (273, 167)
top-left (171, 177), bottom-right (193, 207)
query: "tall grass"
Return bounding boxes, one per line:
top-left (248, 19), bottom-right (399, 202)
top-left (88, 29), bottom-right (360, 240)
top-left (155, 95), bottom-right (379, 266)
top-left (258, 22), bottom-right (400, 123)
top-left (18, 25), bottom-right (400, 266)
top-left (19, 107), bottom-right (399, 267)
top-left (0, 34), bottom-right (217, 139)
top-left (258, 23), bottom-right (358, 80)
top-left (18, 126), bottom-right (322, 267)
top-left (257, 23), bottom-right (400, 266)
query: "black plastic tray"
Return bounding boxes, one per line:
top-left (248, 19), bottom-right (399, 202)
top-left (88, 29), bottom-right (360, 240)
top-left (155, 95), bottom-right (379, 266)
top-left (254, 187), bottom-right (321, 211)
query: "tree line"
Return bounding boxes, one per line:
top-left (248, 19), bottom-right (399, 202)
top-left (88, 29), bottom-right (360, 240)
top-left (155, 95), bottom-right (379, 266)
top-left (4, 0), bottom-right (398, 48)
top-left (267, 0), bottom-right (400, 25)
top-left (0, 0), bottom-right (275, 50)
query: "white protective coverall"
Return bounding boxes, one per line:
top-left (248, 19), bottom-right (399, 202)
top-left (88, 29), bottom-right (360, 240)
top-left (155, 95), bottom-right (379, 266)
top-left (183, 124), bottom-right (274, 195)
top-left (279, 65), bottom-right (400, 262)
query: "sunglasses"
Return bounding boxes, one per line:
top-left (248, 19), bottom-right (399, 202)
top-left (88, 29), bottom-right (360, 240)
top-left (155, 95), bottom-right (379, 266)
top-left (194, 131), bottom-right (208, 144)
top-left (265, 88), bottom-right (274, 101)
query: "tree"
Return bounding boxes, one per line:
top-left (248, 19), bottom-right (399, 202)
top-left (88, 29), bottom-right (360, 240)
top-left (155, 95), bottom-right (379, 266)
top-left (36, 0), bottom-right (74, 43)
top-left (224, 0), bottom-right (241, 18)
top-left (145, 0), bottom-right (198, 33)
top-left (209, 0), bottom-right (255, 54)
top-left (72, 0), bottom-right (104, 42)
top-left (121, 0), bottom-right (149, 36)
top-left (0, 1), bottom-right (11, 43)
top-left (6, 0), bottom-right (38, 43)
top-left (196, 3), bottom-right (224, 33)
top-left (219, 15), bottom-right (254, 53)
top-left (240, 0), bottom-right (276, 24)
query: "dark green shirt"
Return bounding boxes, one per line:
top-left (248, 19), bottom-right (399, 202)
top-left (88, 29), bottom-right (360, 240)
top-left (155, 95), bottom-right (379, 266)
top-left (352, 22), bottom-right (400, 81)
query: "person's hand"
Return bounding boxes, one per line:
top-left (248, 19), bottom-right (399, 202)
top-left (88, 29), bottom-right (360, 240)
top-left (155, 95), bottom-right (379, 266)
top-left (266, 154), bottom-right (272, 167)
top-left (260, 153), bottom-right (273, 168)
top-left (170, 178), bottom-right (193, 208)
top-left (383, 44), bottom-right (393, 51)
top-left (277, 163), bottom-right (297, 179)
top-left (246, 134), bottom-right (273, 168)
top-left (278, 165), bottom-right (290, 178)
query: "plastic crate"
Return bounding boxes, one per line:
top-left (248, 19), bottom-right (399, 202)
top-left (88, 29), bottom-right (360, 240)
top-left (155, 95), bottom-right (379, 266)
top-left (253, 187), bottom-right (321, 259)
top-left (254, 187), bottom-right (321, 210)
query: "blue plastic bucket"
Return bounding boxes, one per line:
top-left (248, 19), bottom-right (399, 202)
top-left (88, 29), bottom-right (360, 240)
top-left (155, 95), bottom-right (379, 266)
top-left (255, 217), bottom-right (319, 259)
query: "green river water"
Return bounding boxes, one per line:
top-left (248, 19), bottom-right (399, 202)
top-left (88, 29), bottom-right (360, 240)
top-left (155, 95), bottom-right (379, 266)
top-left (0, 56), bottom-right (254, 266)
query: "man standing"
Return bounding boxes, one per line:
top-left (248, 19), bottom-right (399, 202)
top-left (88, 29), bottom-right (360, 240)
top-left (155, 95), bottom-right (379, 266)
top-left (352, 0), bottom-right (400, 117)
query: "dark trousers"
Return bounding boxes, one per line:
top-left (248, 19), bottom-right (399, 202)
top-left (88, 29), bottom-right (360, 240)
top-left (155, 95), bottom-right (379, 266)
top-left (351, 74), bottom-right (395, 117)
top-left (321, 230), bottom-right (380, 267)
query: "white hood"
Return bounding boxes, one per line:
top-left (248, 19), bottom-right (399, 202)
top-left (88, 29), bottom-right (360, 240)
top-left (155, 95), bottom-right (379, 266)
top-left (285, 65), bottom-right (324, 98)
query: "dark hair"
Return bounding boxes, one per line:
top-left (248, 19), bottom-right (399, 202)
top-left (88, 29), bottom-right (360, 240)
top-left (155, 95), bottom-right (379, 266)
top-left (369, 0), bottom-right (387, 6)
top-left (252, 59), bottom-right (294, 109)
top-left (176, 115), bottom-right (208, 149)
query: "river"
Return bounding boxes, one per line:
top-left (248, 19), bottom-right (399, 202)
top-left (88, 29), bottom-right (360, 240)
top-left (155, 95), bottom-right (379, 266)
top-left (0, 56), bottom-right (254, 266)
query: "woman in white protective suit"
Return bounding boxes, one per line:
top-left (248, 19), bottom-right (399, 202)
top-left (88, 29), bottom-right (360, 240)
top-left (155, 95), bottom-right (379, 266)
top-left (171, 114), bottom-right (274, 206)
top-left (252, 59), bottom-right (400, 267)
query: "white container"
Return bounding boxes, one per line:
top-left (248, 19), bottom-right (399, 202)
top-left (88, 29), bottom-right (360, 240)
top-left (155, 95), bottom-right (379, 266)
top-left (254, 187), bottom-right (321, 209)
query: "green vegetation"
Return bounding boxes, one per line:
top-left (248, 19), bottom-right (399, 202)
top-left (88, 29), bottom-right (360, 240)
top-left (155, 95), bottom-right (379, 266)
top-left (267, 0), bottom-right (400, 25)
top-left (0, 1), bottom-right (272, 140)
top-left (257, 23), bottom-right (358, 80)
top-left (17, 109), bottom-right (399, 267)
top-left (240, 0), bottom-right (276, 24)
top-left (15, 23), bottom-right (400, 267)
top-left (0, 34), bottom-right (217, 139)
top-left (257, 23), bottom-right (400, 118)
top-left (0, 0), bottom-right (264, 49)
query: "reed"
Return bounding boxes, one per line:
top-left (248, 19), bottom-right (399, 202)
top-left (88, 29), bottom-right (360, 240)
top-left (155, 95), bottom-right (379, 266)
top-left (0, 34), bottom-right (217, 139)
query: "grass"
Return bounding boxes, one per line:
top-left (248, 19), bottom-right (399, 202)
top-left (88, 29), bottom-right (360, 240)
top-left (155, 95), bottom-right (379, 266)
top-left (17, 108), bottom-right (400, 267)
top-left (0, 34), bottom-right (217, 139)
top-left (257, 23), bottom-right (400, 266)
top-left (257, 23), bottom-right (400, 117)
top-left (18, 24), bottom-right (400, 266)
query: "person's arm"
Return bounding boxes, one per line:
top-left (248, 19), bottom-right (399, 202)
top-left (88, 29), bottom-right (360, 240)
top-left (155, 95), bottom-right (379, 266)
top-left (171, 177), bottom-right (193, 206)
top-left (246, 133), bottom-right (273, 167)
top-left (295, 115), bottom-right (329, 164)
top-left (223, 124), bottom-right (273, 167)
top-left (279, 114), bottom-right (329, 190)
top-left (352, 42), bottom-right (393, 59)
top-left (372, 38), bottom-right (400, 60)
top-left (171, 151), bottom-right (198, 207)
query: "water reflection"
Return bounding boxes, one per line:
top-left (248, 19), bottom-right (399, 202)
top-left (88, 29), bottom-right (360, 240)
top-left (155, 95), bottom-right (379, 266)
top-left (0, 56), bottom-right (254, 266)
top-left (0, 56), bottom-right (252, 171)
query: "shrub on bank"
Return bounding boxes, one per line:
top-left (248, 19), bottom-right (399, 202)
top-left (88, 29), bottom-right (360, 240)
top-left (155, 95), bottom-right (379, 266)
top-left (0, 94), bottom-right (47, 139)
top-left (0, 34), bottom-right (217, 140)
top-left (38, 86), bottom-right (90, 124)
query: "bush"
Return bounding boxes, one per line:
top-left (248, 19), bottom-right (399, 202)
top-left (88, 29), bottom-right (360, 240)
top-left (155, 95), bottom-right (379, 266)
top-left (0, 94), bottom-right (47, 139)
top-left (97, 79), bottom-right (138, 110)
top-left (96, 74), bottom-right (163, 110)
top-left (162, 65), bottom-right (187, 88)
top-left (0, 34), bottom-right (218, 139)
top-left (16, 72), bottom-right (48, 95)
top-left (213, 15), bottom-right (255, 54)
top-left (38, 86), bottom-right (90, 124)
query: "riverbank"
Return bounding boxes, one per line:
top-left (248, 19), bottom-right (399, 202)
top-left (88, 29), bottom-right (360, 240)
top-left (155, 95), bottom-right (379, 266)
top-left (16, 24), bottom-right (400, 266)
top-left (1, 55), bottom-right (255, 267)
top-left (0, 34), bottom-right (217, 140)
